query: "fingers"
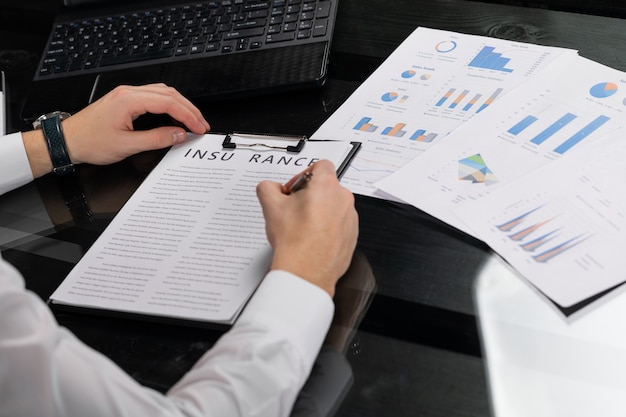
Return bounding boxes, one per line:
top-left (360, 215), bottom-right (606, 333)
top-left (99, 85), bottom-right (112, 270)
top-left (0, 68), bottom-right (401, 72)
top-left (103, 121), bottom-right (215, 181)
top-left (106, 84), bottom-right (211, 134)
top-left (123, 127), bottom-right (190, 153)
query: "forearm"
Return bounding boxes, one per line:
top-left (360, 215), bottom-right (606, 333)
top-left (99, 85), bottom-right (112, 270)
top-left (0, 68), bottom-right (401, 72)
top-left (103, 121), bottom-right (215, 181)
top-left (0, 261), bottom-right (333, 417)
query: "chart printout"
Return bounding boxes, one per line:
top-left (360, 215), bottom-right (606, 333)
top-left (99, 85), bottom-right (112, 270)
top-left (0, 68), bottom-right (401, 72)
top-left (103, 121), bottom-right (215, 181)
top-left (378, 55), bottom-right (626, 235)
top-left (453, 128), bottom-right (626, 308)
top-left (311, 27), bottom-right (577, 198)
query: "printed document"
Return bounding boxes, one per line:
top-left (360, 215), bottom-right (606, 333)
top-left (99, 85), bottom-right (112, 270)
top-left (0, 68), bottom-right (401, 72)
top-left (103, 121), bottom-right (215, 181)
top-left (311, 27), bottom-right (577, 198)
top-left (49, 134), bottom-right (356, 325)
top-left (378, 55), bottom-right (626, 236)
top-left (455, 128), bottom-right (626, 308)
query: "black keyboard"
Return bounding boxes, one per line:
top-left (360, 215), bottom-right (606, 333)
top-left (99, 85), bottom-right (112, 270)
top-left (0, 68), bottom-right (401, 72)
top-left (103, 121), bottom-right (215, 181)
top-left (39, 0), bottom-right (332, 78)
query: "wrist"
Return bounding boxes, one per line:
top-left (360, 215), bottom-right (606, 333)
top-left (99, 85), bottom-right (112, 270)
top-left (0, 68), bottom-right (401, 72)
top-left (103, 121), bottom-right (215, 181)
top-left (22, 130), bottom-right (53, 178)
top-left (270, 255), bottom-right (336, 298)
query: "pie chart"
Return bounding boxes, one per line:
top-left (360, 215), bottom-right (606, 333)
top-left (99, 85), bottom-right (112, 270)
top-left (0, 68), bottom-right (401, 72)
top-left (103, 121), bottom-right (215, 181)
top-left (590, 82), bottom-right (618, 98)
top-left (381, 92), bottom-right (399, 102)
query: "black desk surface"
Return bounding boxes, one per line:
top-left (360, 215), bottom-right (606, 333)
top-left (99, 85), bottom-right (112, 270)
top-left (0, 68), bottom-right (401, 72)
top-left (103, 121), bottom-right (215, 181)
top-left (2, 1), bottom-right (626, 415)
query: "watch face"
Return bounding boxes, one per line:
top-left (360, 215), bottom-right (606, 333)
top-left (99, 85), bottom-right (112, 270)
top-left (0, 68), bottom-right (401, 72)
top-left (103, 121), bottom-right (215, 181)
top-left (32, 111), bottom-right (71, 129)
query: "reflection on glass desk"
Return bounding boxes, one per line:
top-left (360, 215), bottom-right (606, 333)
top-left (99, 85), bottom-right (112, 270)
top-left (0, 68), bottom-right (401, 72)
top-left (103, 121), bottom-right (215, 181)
top-left (0, 152), bottom-right (491, 416)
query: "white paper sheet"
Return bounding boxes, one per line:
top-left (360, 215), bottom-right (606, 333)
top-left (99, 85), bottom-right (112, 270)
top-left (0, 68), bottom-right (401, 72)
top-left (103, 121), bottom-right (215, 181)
top-left (311, 27), bottom-right (576, 198)
top-left (378, 55), bottom-right (626, 237)
top-left (50, 135), bottom-right (355, 325)
top-left (455, 128), bottom-right (626, 308)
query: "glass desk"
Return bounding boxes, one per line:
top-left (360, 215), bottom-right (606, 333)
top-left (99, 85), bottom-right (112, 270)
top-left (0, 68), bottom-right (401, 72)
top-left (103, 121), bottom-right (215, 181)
top-left (3, 0), bottom-right (626, 415)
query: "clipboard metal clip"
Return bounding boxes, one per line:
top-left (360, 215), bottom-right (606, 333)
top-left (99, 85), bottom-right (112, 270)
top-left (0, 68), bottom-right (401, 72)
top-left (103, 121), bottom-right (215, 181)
top-left (222, 132), bottom-right (307, 153)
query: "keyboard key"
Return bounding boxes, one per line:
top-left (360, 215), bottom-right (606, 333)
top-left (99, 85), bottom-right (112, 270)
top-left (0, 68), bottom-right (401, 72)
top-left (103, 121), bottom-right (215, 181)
top-left (234, 19), bottom-right (267, 30)
top-left (224, 27), bottom-right (265, 40)
top-left (266, 32), bottom-right (295, 43)
top-left (243, 2), bottom-right (270, 12)
top-left (44, 56), bottom-right (68, 66)
top-left (316, 1), bottom-right (331, 18)
top-left (100, 48), bottom-right (174, 66)
top-left (283, 22), bottom-right (298, 31)
top-left (312, 19), bottom-right (327, 37)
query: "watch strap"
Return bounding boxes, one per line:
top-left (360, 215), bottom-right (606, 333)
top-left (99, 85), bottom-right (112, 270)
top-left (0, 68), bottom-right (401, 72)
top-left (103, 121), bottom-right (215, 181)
top-left (41, 115), bottom-right (75, 175)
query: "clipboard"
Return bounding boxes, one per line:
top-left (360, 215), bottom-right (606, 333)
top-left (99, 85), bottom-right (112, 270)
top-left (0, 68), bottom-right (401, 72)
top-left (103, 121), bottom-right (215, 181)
top-left (47, 133), bottom-right (362, 328)
top-left (222, 132), bottom-right (361, 179)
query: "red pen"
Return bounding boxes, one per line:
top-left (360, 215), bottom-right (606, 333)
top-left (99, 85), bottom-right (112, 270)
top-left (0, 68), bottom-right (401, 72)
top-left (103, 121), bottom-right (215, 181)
top-left (285, 172), bottom-right (313, 194)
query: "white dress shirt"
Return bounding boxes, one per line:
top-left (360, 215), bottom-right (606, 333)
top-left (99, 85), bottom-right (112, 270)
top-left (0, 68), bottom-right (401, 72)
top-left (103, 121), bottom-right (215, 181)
top-left (0, 132), bottom-right (334, 417)
top-left (0, 132), bottom-right (34, 196)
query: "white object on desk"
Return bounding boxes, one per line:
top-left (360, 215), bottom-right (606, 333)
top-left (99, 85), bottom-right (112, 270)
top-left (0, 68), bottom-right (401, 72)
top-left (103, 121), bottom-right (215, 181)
top-left (474, 255), bottom-right (626, 417)
top-left (0, 70), bottom-right (5, 135)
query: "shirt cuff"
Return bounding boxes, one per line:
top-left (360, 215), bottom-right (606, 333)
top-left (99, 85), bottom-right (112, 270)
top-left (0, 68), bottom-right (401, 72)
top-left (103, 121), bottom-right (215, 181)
top-left (0, 132), bottom-right (34, 196)
top-left (237, 270), bottom-right (335, 367)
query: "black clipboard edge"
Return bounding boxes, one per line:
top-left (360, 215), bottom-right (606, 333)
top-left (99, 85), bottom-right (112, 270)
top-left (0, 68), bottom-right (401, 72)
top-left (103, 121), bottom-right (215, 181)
top-left (47, 299), bottom-right (233, 330)
top-left (337, 141), bottom-right (361, 179)
top-left (307, 139), bottom-right (361, 179)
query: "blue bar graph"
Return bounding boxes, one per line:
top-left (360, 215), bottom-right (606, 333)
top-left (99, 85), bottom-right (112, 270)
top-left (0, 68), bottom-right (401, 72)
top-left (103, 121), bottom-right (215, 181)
top-left (409, 129), bottom-right (438, 142)
top-left (436, 88), bottom-right (456, 107)
top-left (382, 123), bottom-right (407, 137)
top-left (530, 113), bottom-right (577, 145)
top-left (476, 88), bottom-right (503, 113)
top-left (554, 115), bottom-right (611, 154)
top-left (353, 117), bottom-right (378, 132)
top-left (508, 115), bottom-right (538, 135)
top-left (462, 94), bottom-right (482, 111)
top-left (411, 129), bottom-right (426, 140)
top-left (449, 90), bottom-right (469, 109)
top-left (469, 46), bottom-right (514, 73)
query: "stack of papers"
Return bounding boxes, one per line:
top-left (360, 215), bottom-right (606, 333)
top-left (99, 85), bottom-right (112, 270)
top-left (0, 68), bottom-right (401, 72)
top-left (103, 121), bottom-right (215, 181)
top-left (312, 27), bottom-right (626, 314)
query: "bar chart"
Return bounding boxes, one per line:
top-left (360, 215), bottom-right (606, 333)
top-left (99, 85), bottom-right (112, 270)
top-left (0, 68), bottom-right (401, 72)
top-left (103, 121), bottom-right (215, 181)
top-left (382, 123), bottom-right (407, 137)
top-left (507, 111), bottom-right (611, 154)
top-left (469, 46), bottom-right (514, 73)
top-left (353, 117), bottom-right (378, 132)
top-left (410, 130), bottom-right (438, 142)
top-left (352, 116), bottom-right (439, 142)
top-left (435, 87), bottom-right (503, 113)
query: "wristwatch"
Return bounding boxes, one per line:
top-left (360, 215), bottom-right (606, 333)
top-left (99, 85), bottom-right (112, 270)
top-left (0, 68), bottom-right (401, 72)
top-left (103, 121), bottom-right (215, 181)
top-left (33, 111), bottom-right (75, 175)
top-left (32, 110), bottom-right (71, 130)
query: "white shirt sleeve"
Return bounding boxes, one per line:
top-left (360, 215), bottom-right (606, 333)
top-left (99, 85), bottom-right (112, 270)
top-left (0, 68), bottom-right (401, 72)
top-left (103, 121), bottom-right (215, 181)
top-left (0, 132), bottom-right (34, 196)
top-left (0, 256), bottom-right (334, 417)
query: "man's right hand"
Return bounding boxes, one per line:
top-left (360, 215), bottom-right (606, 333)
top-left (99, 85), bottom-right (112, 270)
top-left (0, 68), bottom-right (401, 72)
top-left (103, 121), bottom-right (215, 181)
top-left (256, 160), bottom-right (359, 297)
